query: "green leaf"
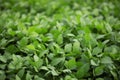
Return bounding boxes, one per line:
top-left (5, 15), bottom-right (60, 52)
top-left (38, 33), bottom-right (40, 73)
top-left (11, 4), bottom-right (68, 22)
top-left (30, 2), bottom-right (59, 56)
top-left (62, 69), bottom-right (71, 73)
top-left (105, 23), bottom-right (112, 33)
top-left (96, 78), bottom-right (104, 80)
top-left (65, 58), bottom-right (77, 70)
top-left (6, 45), bottom-right (18, 53)
top-left (32, 59), bottom-right (43, 71)
top-left (92, 47), bottom-right (102, 55)
top-left (101, 56), bottom-right (113, 64)
top-left (110, 70), bottom-right (118, 80)
top-left (16, 75), bottom-right (21, 80)
top-left (17, 68), bottom-right (25, 78)
top-left (8, 55), bottom-right (23, 70)
top-left (0, 64), bottom-right (6, 69)
top-left (90, 59), bottom-right (98, 66)
top-left (0, 55), bottom-right (7, 63)
top-left (7, 28), bottom-right (16, 36)
top-left (94, 66), bottom-right (104, 76)
top-left (34, 75), bottom-right (45, 80)
top-left (40, 66), bottom-right (49, 71)
top-left (0, 71), bottom-right (6, 80)
top-left (8, 62), bottom-right (15, 70)
top-left (51, 57), bottom-right (65, 66)
top-left (12, 54), bottom-right (18, 62)
top-left (73, 41), bottom-right (80, 54)
top-left (51, 69), bottom-right (58, 76)
top-left (64, 43), bottom-right (72, 52)
top-left (64, 75), bottom-right (78, 80)
top-left (35, 27), bottom-right (48, 34)
top-left (0, 38), bottom-right (7, 48)
top-left (76, 63), bottom-right (90, 78)
top-left (18, 37), bottom-right (28, 47)
top-left (26, 44), bottom-right (35, 50)
top-left (34, 55), bottom-right (39, 62)
top-left (66, 33), bottom-right (75, 37)
top-left (96, 35), bottom-right (105, 40)
top-left (26, 72), bottom-right (32, 80)
top-left (87, 48), bottom-right (92, 58)
top-left (56, 34), bottom-right (63, 44)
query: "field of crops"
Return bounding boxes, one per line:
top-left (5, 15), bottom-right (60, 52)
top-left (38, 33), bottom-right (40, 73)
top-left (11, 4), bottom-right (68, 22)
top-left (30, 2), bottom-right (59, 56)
top-left (0, 0), bottom-right (120, 80)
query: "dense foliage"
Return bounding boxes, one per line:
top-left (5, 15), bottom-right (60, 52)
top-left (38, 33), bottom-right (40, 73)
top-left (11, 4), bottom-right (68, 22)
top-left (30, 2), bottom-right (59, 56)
top-left (0, 0), bottom-right (120, 80)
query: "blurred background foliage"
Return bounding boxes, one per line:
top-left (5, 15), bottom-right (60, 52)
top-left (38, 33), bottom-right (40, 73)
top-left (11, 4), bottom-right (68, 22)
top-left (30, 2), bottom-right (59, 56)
top-left (0, 0), bottom-right (120, 80)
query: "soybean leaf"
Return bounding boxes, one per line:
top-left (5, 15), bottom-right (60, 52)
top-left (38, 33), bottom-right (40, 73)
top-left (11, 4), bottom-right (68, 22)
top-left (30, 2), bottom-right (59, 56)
top-left (0, 55), bottom-right (7, 63)
top-left (65, 58), bottom-right (77, 70)
top-left (56, 34), bottom-right (63, 44)
top-left (26, 44), bottom-right (35, 50)
top-left (94, 66), bottom-right (104, 76)
top-left (17, 68), bottom-right (25, 78)
top-left (92, 47), bottom-right (102, 55)
top-left (0, 71), bottom-right (6, 80)
top-left (73, 41), bottom-right (80, 54)
top-left (51, 57), bottom-right (65, 66)
top-left (26, 72), bottom-right (32, 80)
top-left (16, 75), bottom-right (21, 80)
top-left (64, 43), bottom-right (72, 52)
top-left (101, 56), bottom-right (113, 64)
top-left (76, 63), bottom-right (90, 78)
